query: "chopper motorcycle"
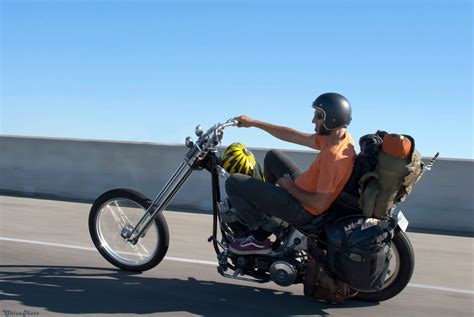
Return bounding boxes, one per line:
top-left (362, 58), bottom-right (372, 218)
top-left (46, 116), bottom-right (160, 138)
top-left (89, 118), bottom-right (435, 302)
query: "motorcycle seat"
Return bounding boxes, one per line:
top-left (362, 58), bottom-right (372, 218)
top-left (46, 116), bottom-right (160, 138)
top-left (296, 192), bottom-right (363, 234)
top-left (296, 212), bottom-right (338, 234)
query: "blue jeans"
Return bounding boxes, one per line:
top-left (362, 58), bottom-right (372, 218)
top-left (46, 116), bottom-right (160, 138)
top-left (225, 149), bottom-right (315, 231)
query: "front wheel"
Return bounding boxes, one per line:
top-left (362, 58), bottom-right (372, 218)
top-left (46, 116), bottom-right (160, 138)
top-left (356, 230), bottom-right (415, 302)
top-left (88, 188), bottom-right (169, 272)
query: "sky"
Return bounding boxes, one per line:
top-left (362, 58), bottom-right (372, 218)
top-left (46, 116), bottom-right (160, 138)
top-left (1, 0), bottom-right (472, 159)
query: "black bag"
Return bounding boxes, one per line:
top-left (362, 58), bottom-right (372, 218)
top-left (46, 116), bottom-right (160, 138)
top-left (325, 217), bottom-right (393, 291)
top-left (343, 133), bottom-right (383, 196)
top-left (304, 236), bottom-right (354, 304)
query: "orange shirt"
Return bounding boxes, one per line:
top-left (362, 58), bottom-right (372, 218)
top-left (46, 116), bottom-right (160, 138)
top-left (294, 132), bottom-right (356, 216)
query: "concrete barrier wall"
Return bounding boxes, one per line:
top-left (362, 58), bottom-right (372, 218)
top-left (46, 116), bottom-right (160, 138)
top-left (1, 135), bottom-right (473, 233)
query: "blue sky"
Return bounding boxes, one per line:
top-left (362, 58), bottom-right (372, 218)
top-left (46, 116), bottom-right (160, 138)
top-left (1, 0), bottom-right (472, 159)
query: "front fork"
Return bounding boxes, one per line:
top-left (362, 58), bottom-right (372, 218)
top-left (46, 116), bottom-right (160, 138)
top-left (121, 160), bottom-right (194, 245)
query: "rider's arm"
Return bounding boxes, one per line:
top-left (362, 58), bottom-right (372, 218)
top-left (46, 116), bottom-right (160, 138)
top-left (251, 120), bottom-right (319, 150)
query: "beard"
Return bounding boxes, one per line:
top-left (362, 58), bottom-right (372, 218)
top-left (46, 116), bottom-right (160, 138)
top-left (316, 124), bottom-right (331, 136)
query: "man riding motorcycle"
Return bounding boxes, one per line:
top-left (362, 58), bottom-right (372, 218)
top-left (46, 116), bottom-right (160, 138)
top-left (89, 92), bottom-right (422, 301)
top-left (226, 92), bottom-right (356, 255)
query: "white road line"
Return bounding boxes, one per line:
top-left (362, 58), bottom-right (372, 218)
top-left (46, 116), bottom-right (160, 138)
top-left (0, 237), bottom-right (97, 251)
top-left (408, 283), bottom-right (474, 295)
top-left (1, 236), bottom-right (473, 295)
top-left (0, 236), bottom-right (217, 266)
top-left (164, 256), bottom-right (216, 266)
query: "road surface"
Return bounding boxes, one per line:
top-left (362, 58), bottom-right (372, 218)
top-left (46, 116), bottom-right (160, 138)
top-left (0, 196), bottom-right (473, 316)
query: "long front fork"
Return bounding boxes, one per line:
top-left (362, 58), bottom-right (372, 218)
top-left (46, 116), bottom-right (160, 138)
top-left (122, 161), bottom-right (193, 244)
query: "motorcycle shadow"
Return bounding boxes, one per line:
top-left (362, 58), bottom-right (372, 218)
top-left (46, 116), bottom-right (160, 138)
top-left (0, 265), bottom-right (378, 316)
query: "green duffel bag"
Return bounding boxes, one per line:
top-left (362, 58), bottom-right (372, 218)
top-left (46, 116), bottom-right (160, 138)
top-left (358, 135), bottom-right (424, 219)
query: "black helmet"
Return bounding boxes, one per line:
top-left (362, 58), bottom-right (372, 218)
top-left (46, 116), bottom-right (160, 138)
top-left (312, 93), bottom-right (352, 134)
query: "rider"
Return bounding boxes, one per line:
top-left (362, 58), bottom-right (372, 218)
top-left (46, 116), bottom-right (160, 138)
top-left (226, 92), bottom-right (356, 255)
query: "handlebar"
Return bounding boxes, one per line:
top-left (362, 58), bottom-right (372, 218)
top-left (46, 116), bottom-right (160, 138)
top-left (190, 118), bottom-right (239, 152)
top-left (216, 118), bottom-right (240, 130)
top-left (184, 118), bottom-right (240, 164)
top-left (208, 118), bottom-right (239, 145)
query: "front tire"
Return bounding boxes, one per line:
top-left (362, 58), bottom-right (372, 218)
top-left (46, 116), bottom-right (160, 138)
top-left (356, 230), bottom-right (415, 302)
top-left (89, 188), bottom-right (169, 272)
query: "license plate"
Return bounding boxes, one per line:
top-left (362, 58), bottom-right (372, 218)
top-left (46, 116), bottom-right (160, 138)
top-left (397, 210), bottom-right (409, 232)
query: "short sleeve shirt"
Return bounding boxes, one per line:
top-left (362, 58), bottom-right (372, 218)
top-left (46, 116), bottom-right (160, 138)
top-left (294, 132), bottom-right (356, 215)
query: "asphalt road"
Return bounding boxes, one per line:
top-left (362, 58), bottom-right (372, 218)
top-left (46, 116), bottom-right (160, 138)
top-left (0, 196), bottom-right (473, 317)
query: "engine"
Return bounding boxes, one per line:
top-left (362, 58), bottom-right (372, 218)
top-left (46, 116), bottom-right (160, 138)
top-left (219, 198), bottom-right (307, 287)
top-left (270, 260), bottom-right (298, 286)
top-left (230, 254), bottom-right (302, 287)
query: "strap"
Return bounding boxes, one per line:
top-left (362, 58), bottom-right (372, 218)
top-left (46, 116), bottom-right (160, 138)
top-left (403, 134), bottom-right (416, 158)
top-left (359, 172), bottom-right (379, 187)
top-left (314, 264), bottom-right (324, 287)
top-left (334, 279), bottom-right (347, 303)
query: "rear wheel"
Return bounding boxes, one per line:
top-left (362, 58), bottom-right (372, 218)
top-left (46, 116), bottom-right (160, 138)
top-left (356, 230), bottom-right (414, 302)
top-left (88, 189), bottom-right (169, 272)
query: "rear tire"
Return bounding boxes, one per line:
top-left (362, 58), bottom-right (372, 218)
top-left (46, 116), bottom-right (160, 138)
top-left (355, 230), bottom-right (414, 302)
top-left (89, 188), bottom-right (169, 272)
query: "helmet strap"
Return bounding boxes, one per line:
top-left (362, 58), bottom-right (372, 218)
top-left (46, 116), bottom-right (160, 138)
top-left (318, 124), bottom-right (331, 136)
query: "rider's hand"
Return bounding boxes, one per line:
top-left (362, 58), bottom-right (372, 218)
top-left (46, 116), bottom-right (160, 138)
top-left (276, 173), bottom-right (294, 191)
top-left (234, 115), bottom-right (254, 128)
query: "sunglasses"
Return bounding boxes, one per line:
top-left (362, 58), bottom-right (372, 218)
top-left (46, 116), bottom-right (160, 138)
top-left (314, 111), bottom-right (325, 120)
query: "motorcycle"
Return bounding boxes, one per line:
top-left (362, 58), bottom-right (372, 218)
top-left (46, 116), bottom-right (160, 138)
top-left (88, 118), bottom-right (436, 302)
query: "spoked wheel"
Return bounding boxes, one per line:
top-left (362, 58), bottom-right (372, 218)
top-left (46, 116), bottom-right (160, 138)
top-left (88, 189), bottom-right (169, 272)
top-left (356, 230), bottom-right (415, 302)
